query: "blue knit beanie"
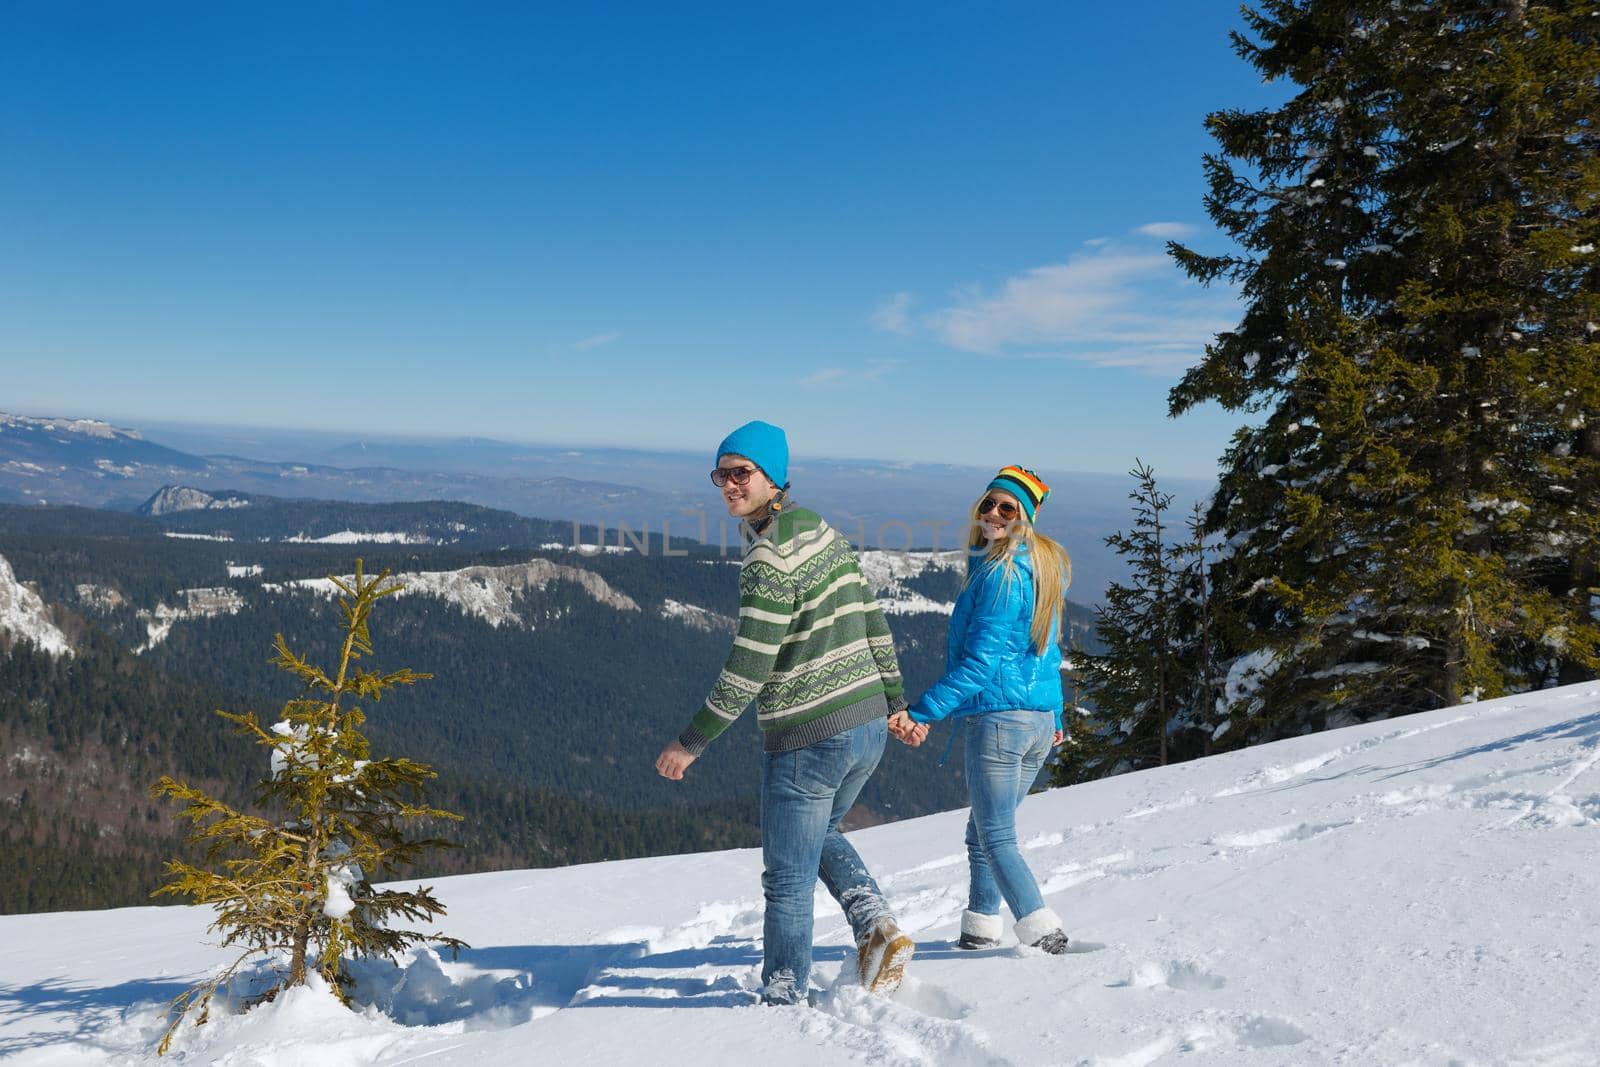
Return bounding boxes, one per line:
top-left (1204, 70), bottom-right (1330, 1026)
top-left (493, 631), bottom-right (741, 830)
top-left (715, 420), bottom-right (789, 489)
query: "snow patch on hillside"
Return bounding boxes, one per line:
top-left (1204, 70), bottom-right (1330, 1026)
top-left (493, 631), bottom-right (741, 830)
top-left (75, 583), bottom-right (127, 612)
top-left (661, 598), bottom-right (737, 634)
top-left (283, 530), bottom-right (433, 545)
top-left (163, 532), bottom-right (234, 542)
top-left (266, 559), bottom-right (641, 627)
top-left (135, 587), bottom-right (246, 652)
top-left (857, 549), bottom-right (966, 615)
top-left (0, 554), bottom-right (72, 658)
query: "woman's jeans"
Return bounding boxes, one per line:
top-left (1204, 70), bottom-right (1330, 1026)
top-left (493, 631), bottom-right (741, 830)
top-left (963, 709), bottom-right (1054, 921)
top-left (759, 716), bottom-right (891, 1003)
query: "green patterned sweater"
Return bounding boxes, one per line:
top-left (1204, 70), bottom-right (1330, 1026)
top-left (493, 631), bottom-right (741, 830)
top-left (678, 504), bottom-right (907, 755)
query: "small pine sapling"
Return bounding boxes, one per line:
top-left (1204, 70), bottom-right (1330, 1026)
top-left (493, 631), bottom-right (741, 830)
top-left (151, 560), bottom-right (466, 1055)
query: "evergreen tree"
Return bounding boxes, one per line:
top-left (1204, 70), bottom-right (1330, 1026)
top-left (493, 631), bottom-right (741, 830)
top-left (152, 561), bottom-right (466, 1055)
top-left (1171, 1), bottom-right (1600, 744)
top-left (1171, 500), bottom-right (1226, 752)
top-left (1062, 462), bottom-right (1186, 780)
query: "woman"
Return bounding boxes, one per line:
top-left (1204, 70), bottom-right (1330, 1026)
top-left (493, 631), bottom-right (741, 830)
top-left (891, 465), bottom-right (1072, 954)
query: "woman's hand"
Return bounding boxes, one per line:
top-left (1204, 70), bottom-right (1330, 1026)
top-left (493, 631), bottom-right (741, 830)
top-left (889, 710), bottom-right (929, 747)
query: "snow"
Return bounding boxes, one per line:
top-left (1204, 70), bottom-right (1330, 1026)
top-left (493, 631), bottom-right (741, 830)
top-left (75, 583), bottom-right (127, 612)
top-left (163, 532), bottom-right (234, 542)
top-left (136, 587), bottom-right (246, 652)
top-left (144, 487), bottom-right (251, 514)
top-left (0, 554), bottom-right (73, 658)
top-left (5, 684), bottom-right (1600, 1064)
top-left (857, 549), bottom-right (966, 615)
top-left (227, 564), bottom-right (264, 578)
top-left (284, 531), bottom-right (433, 545)
top-left (266, 559), bottom-right (640, 628)
top-left (1353, 630), bottom-right (1430, 650)
top-left (0, 413), bottom-right (132, 440)
top-left (1221, 647), bottom-right (1281, 715)
top-left (537, 541), bottom-right (634, 554)
top-left (661, 598), bottom-right (737, 634)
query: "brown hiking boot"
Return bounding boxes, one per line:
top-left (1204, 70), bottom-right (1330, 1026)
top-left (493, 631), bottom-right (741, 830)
top-left (857, 918), bottom-right (915, 996)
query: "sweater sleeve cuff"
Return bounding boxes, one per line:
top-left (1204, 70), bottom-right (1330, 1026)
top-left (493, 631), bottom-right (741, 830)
top-left (678, 723), bottom-right (715, 757)
top-left (886, 693), bottom-right (908, 715)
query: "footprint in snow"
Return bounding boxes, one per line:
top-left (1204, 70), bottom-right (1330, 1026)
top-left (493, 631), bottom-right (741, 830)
top-left (1209, 819), bottom-right (1354, 849)
top-left (1107, 959), bottom-right (1226, 991)
top-left (891, 975), bottom-right (974, 1021)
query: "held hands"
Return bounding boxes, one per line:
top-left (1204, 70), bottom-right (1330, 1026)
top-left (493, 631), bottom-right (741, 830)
top-left (655, 739), bottom-right (698, 780)
top-left (888, 710), bottom-right (929, 747)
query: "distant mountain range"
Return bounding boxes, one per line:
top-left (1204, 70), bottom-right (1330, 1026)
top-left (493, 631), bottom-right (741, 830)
top-left (0, 493), bottom-right (1100, 912)
top-left (0, 410), bottom-right (1221, 603)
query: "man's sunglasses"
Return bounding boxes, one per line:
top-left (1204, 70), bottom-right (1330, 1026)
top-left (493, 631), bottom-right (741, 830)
top-left (978, 497), bottom-right (1020, 520)
top-left (710, 466), bottom-right (759, 488)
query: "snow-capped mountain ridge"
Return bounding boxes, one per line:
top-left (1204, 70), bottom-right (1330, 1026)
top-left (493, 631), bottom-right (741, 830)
top-left (139, 486), bottom-right (251, 515)
top-left (264, 558), bottom-right (642, 628)
top-left (0, 413), bottom-right (138, 441)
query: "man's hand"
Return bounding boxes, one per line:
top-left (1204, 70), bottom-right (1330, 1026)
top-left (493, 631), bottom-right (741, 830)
top-left (656, 740), bottom-right (698, 780)
top-left (1052, 729), bottom-right (1065, 747)
top-left (888, 710), bottom-right (929, 747)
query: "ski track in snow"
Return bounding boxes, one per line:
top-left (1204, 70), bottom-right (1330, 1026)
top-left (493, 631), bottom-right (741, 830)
top-left (4, 685), bottom-right (1600, 1065)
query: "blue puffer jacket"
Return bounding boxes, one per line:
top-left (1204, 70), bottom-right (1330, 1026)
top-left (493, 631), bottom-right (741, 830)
top-left (907, 543), bottom-right (1064, 730)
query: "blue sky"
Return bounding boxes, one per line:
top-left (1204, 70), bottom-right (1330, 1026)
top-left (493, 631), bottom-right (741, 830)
top-left (2, 3), bottom-right (1281, 479)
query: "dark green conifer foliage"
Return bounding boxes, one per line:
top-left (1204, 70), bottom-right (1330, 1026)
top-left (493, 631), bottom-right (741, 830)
top-left (1170, 1), bottom-right (1599, 743)
top-left (1061, 462), bottom-right (1185, 780)
top-left (151, 561), bottom-right (466, 1055)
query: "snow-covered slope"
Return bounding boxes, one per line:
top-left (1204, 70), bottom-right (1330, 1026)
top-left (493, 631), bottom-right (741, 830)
top-left (0, 552), bottom-right (71, 658)
top-left (858, 548), bottom-right (966, 614)
top-left (263, 559), bottom-right (641, 628)
top-left (4, 683), bottom-right (1598, 1065)
top-left (135, 587), bottom-right (246, 652)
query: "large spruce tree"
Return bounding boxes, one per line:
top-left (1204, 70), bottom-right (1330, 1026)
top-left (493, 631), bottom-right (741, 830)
top-left (1171, 1), bottom-right (1599, 743)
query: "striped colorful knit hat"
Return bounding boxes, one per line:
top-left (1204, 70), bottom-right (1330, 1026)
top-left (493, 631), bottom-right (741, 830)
top-left (986, 465), bottom-right (1050, 522)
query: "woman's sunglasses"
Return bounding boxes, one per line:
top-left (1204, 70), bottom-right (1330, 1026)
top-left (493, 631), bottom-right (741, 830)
top-left (978, 497), bottom-right (1020, 520)
top-left (710, 466), bottom-right (759, 488)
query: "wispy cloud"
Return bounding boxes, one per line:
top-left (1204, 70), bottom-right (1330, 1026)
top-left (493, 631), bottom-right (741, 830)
top-left (931, 251), bottom-right (1171, 355)
top-left (800, 360), bottom-right (901, 389)
top-left (870, 292), bottom-right (914, 335)
top-left (572, 331), bottom-right (622, 352)
top-left (1135, 221), bottom-right (1198, 240)
top-left (872, 233), bottom-right (1237, 374)
top-left (800, 367), bottom-right (850, 388)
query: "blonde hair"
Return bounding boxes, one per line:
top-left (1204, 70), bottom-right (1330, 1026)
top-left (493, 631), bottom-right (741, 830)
top-left (967, 493), bottom-right (1072, 654)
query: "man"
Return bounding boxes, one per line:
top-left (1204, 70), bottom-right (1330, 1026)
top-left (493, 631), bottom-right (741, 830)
top-left (655, 419), bottom-right (915, 1006)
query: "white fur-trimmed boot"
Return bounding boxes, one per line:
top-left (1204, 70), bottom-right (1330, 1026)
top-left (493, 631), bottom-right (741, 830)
top-left (957, 910), bottom-right (1003, 950)
top-left (1014, 907), bottom-right (1070, 955)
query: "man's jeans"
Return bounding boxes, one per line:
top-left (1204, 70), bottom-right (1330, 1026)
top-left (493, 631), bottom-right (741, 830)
top-left (759, 716), bottom-right (892, 1003)
top-left (963, 709), bottom-right (1054, 921)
